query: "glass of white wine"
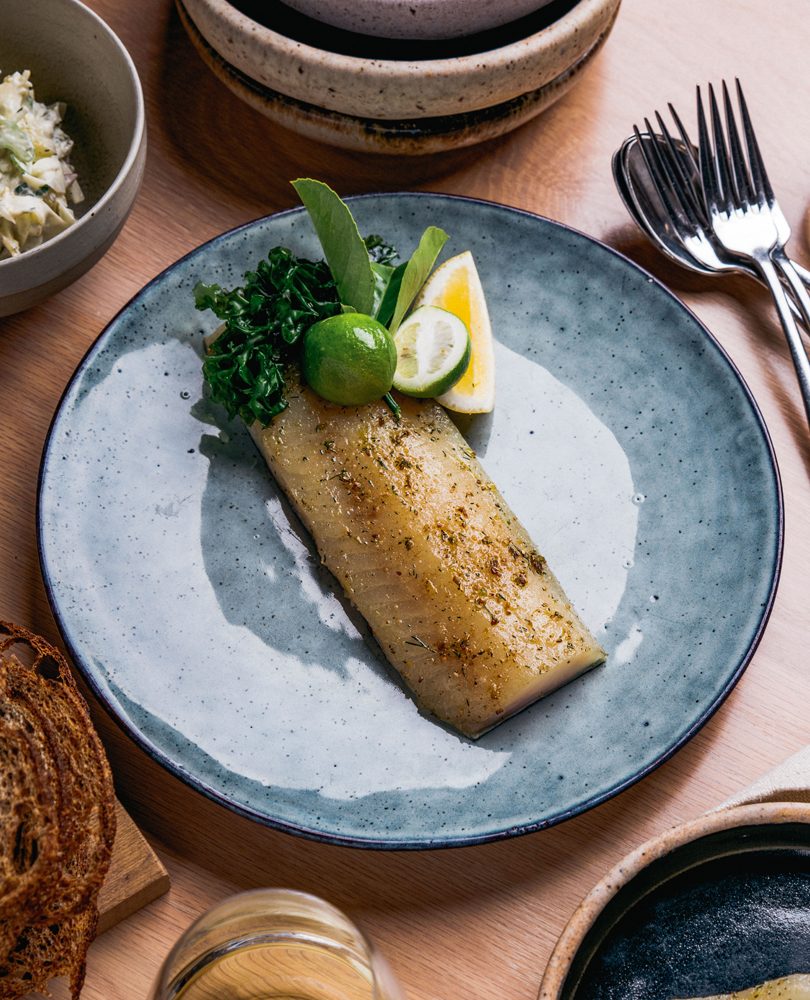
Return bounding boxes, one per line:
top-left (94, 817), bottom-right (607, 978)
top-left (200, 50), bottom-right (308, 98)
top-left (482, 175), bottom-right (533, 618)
top-left (148, 889), bottom-right (405, 1000)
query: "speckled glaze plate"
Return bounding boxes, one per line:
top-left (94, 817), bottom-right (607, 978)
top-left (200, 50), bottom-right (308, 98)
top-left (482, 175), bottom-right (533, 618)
top-left (38, 194), bottom-right (782, 849)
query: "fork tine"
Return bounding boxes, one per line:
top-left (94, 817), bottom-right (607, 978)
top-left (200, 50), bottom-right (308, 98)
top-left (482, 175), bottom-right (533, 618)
top-left (721, 80), bottom-right (754, 206)
top-left (632, 123), bottom-right (683, 226)
top-left (696, 85), bottom-right (723, 213)
top-left (667, 102), bottom-right (698, 174)
top-left (736, 77), bottom-right (774, 205)
top-left (667, 101), bottom-right (709, 224)
top-left (708, 83), bottom-right (735, 211)
top-left (639, 117), bottom-right (697, 229)
top-left (654, 110), bottom-right (706, 226)
top-left (666, 102), bottom-right (704, 194)
top-left (642, 116), bottom-right (682, 194)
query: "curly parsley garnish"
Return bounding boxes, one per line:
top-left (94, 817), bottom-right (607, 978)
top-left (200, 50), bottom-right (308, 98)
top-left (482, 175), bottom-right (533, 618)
top-left (364, 234), bottom-right (399, 265)
top-left (195, 247), bottom-right (340, 425)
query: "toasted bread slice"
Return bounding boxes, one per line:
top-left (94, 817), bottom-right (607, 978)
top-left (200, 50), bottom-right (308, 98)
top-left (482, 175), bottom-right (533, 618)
top-left (0, 622), bottom-right (116, 999)
top-left (0, 703), bottom-right (60, 955)
top-left (1, 908), bottom-right (97, 998)
top-left (0, 651), bottom-right (115, 916)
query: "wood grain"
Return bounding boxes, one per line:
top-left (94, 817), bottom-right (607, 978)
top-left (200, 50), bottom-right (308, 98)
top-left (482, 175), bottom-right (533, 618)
top-left (97, 803), bottom-right (170, 935)
top-left (2, 1), bottom-right (809, 998)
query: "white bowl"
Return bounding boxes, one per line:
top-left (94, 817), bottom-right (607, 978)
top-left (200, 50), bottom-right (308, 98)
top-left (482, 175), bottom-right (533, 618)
top-left (0, 0), bottom-right (146, 317)
top-left (283, 0), bottom-right (557, 40)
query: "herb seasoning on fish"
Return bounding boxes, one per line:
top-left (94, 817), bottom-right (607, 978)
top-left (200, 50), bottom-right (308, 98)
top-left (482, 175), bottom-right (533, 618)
top-left (195, 179), bottom-right (606, 738)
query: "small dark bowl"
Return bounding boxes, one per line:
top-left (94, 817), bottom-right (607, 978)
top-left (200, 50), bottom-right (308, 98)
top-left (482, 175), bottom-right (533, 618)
top-left (540, 802), bottom-right (810, 1000)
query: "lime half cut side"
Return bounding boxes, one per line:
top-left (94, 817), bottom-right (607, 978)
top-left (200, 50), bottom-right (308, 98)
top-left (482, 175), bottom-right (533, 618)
top-left (392, 306), bottom-right (472, 399)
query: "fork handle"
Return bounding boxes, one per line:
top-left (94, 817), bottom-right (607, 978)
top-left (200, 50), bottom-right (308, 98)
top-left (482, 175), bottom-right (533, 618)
top-left (787, 257), bottom-right (810, 290)
top-left (773, 248), bottom-right (810, 317)
top-left (773, 249), bottom-right (810, 345)
top-left (756, 254), bottom-right (810, 429)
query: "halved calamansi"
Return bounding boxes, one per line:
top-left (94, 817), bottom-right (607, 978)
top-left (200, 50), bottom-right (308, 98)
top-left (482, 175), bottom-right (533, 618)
top-left (392, 305), bottom-right (471, 399)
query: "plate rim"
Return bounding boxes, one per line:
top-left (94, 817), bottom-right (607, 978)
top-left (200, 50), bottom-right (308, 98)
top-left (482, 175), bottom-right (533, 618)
top-left (36, 191), bottom-right (785, 850)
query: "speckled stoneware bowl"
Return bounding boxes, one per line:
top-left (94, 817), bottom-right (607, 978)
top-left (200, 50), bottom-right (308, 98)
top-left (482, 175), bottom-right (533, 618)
top-left (38, 194), bottom-right (782, 848)
top-left (284, 0), bottom-right (557, 40)
top-left (179, 0), bottom-right (621, 121)
top-left (0, 0), bottom-right (146, 317)
top-left (538, 801), bottom-right (810, 999)
top-left (177, 0), bottom-right (613, 154)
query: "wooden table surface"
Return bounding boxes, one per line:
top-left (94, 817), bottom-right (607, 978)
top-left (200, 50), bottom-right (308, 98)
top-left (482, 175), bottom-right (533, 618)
top-left (3, 0), bottom-right (810, 997)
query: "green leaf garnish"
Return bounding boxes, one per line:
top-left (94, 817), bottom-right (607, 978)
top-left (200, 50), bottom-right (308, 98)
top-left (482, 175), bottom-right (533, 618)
top-left (366, 234), bottom-right (400, 316)
top-left (370, 261), bottom-right (396, 317)
top-left (292, 178), bottom-right (375, 315)
top-left (196, 246), bottom-right (340, 425)
top-left (376, 260), bottom-right (407, 328)
top-left (386, 226), bottom-right (448, 333)
top-left (0, 119), bottom-right (34, 166)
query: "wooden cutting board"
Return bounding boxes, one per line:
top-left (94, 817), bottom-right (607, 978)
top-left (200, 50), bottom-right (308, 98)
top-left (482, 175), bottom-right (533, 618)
top-left (97, 802), bottom-right (170, 934)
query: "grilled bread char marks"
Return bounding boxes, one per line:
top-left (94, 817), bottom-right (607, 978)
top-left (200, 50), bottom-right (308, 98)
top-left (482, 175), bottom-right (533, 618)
top-left (253, 375), bottom-right (605, 739)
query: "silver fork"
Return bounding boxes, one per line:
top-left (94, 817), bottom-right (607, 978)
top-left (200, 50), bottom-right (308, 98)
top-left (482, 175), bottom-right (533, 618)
top-left (628, 118), bottom-right (741, 280)
top-left (696, 80), bottom-right (810, 426)
top-left (628, 114), bottom-right (809, 326)
top-left (616, 129), bottom-right (810, 298)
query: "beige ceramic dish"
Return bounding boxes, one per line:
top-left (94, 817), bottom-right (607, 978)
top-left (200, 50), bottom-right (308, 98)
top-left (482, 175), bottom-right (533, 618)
top-left (283, 0), bottom-right (556, 40)
top-left (0, 0), bottom-right (146, 316)
top-left (538, 800), bottom-right (810, 999)
top-left (181, 0), bottom-right (621, 120)
top-left (178, 0), bottom-right (614, 154)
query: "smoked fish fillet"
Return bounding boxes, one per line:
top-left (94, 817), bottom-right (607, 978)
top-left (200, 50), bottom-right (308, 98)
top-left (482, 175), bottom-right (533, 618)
top-left (251, 374), bottom-right (606, 739)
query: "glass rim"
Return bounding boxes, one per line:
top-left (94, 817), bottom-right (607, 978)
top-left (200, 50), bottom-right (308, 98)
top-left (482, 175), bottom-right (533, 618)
top-left (151, 887), bottom-right (387, 1000)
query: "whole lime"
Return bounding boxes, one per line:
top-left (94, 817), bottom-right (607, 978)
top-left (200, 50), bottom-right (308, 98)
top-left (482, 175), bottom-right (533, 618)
top-left (302, 312), bottom-right (397, 406)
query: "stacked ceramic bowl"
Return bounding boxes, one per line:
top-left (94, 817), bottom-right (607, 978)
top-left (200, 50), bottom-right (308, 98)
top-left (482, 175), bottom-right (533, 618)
top-left (177, 0), bottom-right (622, 154)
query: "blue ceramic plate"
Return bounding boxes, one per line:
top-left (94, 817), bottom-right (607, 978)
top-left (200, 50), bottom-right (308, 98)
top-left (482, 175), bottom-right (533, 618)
top-left (38, 194), bottom-right (782, 849)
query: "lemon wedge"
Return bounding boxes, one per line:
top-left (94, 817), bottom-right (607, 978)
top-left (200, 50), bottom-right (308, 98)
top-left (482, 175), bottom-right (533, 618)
top-left (413, 250), bottom-right (495, 413)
